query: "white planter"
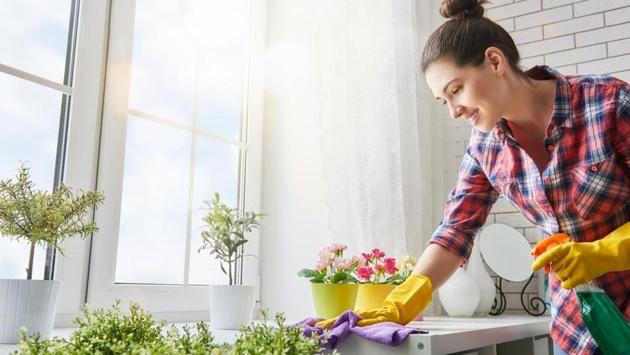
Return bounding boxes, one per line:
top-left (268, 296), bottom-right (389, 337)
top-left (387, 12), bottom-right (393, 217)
top-left (208, 285), bottom-right (255, 330)
top-left (0, 279), bottom-right (60, 344)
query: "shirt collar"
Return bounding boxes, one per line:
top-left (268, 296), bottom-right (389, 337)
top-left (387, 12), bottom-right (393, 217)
top-left (493, 65), bottom-right (573, 143)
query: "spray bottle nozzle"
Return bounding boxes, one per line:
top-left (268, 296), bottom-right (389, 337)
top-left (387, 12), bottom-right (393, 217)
top-left (531, 233), bottom-right (571, 274)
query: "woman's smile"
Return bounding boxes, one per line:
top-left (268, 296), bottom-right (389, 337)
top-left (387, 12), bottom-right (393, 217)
top-left (466, 109), bottom-right (480, 126)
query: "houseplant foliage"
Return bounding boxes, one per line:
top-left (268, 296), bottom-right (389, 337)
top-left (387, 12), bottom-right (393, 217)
top-left (297, 243), bottom-right (359, 284)
top-left (0, 163), bottom-right (105, 280)
top-left (15, 303), bottom-right (330, 355)
top-left (13, 301), bottom-right (229, 355)
top-left (354, 249), bottom-right (417, 285)
top-left (199, 192), bottom-right (264, 285)
top-left (231, 310), bottom-right (331, 355)
top-left (298, 245), bottom-right (419, 316)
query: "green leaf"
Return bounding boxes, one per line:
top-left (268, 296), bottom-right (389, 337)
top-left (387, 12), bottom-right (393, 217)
top-left (331, 271), bottom-right (348, 283)
top-left (297, 269), bottom-right (318, 278)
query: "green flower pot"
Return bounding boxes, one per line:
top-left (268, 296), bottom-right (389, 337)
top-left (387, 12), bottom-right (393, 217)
top-left (311, 283), bottom-right (358, 319)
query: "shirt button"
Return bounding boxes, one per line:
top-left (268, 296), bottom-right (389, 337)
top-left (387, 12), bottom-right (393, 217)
top-left (546, 144), bottom-right (554, 152)
top-left (590, 165), bottom-right (598, 172)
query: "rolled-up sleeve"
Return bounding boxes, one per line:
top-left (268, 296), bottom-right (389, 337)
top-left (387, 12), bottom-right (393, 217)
top-left (429, 146), bottom-right (499, 260)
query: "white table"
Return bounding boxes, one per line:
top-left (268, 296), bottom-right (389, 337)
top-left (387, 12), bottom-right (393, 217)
top-left (337, 315), bottom-right (552, 355)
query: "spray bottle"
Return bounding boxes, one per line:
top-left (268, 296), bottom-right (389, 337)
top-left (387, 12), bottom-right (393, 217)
top-left (532, 233), bottom-right (630, 355)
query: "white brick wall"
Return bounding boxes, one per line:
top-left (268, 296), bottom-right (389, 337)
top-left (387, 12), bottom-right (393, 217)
top-left (486, 0), bottom-right (630, 80)
top-left (439, 0), bottom-right (630, 315)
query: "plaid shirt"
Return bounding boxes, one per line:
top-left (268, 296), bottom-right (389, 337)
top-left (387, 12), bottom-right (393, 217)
top-left (429, 66), bottom-right (629, 354)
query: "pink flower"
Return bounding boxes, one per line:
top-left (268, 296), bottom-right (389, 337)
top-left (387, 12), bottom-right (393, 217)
top-left (330, 243), bottom-right (347, 253)
top-left (314, 262), bottom-right (327, 272)
top-left (357, 266), bottom-right (374, 281)
top-left (335, 258), bottom-right (353, 271)
top-left (351, 255), bottom-right (365, 267)
top-left (317, 251), bottom-right (334, 266)
top-left (371, 248), bottom-right (385, 258)
top-left (383, 257), bottom-right (398, 274)
top-left (374, 264), bottom-right (385, 273)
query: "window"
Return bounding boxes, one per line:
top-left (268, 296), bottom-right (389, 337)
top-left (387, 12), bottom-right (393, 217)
top-left (0, 0), bottom-right (78, 281)
top-left (87, 0), bottom-right (262, 319)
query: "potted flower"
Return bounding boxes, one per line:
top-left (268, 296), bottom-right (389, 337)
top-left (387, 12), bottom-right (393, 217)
top-left (298, 243), bottom-right (360, 319)
top-left (353, 249), bottom-right (417, 311)
top-left (0, 164), bottom-right (104, 343)
top-left (198, 192), bottom-right (264, 330)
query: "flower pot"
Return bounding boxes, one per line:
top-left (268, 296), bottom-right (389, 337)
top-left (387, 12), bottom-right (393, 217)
top-left (0, 279), bottom-right (60, 344)
top-left (208, 285), bottom-right (255, 330)
top-left (311, 283), bottom-right (358, 319)
top-left (354, 283), bottom-right (396, 311)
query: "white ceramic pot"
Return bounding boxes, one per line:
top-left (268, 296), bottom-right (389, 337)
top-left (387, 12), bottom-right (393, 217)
top-left (438, 267), bottom-right (480, 317)
top-left (0, 279), bottom-right (60, 344)
top-left (208, 285), bottom-right (255, 330)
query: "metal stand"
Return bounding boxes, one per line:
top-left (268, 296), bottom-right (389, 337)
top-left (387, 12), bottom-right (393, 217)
top-left (490, 274), bottom-right (547, 316)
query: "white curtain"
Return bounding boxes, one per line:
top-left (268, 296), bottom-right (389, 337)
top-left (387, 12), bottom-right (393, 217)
top-left (315, 1), bottom-right (444, 257)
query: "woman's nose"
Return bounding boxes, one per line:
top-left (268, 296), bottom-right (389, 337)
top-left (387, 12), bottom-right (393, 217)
top-left (449, 104), bottom-right (465, 119)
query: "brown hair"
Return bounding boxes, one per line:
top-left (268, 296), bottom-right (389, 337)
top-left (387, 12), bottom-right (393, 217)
top-left (421, 0), bottom-right (524, 76)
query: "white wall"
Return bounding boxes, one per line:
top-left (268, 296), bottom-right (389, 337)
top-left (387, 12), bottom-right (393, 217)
top-left (258, 0), bottom-right (333, 321)
top-left (442, 0), bottom-right (630, 314)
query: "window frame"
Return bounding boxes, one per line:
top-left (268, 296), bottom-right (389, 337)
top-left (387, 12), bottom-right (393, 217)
top-left (82, 0), bottom-right (265, 321)
top-left (51, 0), bottom-right (112, 327)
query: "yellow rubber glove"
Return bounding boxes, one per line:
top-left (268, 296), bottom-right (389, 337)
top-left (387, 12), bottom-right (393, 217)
top-left (315, 274), bottom-right (432, 329)
top-left (532, 222), bottom-right (630, 289)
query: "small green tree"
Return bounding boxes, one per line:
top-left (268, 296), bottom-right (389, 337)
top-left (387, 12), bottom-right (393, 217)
top-left (199, 193), bottom-right (263, 285)
top-left (0, 163), bottom-right (104, 280)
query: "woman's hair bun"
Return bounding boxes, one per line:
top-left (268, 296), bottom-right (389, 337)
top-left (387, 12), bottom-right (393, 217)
top-left (439, 0), bottom-right (487, 19)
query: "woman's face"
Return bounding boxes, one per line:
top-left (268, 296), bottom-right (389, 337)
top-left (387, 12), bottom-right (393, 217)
top-left (425, 53), bottom-right (507, 133)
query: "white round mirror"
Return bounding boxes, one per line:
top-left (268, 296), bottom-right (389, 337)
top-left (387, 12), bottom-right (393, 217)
top-left (479, 223), bottom-right (534, 282)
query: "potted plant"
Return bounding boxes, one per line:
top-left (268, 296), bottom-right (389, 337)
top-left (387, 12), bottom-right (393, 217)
top-left (198, 193), bottom-right (264, 330)
top-left (0, 163), bottom-right (104, 343)
top-left (298, 243), bottom-right (360, 319)
top-left (353, 249), bottom-right (417, 311)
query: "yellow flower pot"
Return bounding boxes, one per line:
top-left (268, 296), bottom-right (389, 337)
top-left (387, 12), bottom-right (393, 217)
top-left (354, 283), bottom-right (396, 311)
top-left (311, 283), bottom-right (358, 319)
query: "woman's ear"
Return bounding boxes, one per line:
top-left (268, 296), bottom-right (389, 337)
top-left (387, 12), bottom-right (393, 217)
top-left (484, 47), bottom-right (506, 75)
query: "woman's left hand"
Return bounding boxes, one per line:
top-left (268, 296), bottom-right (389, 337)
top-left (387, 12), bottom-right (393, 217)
top-left (532, 222), bottom-right (630, 289)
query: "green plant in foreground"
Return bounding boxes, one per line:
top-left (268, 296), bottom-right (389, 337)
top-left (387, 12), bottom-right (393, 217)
top-left (231, 310), bottom-right (335, 355)
top-left (13, 301), bottom-right (226, 355)
top-left (14, 303), bottom-right (332, 355)
top-left (0, 163), bottom-right (104, 279)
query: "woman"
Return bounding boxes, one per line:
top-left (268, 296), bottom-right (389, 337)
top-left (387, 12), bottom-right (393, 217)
top-left (318, 0), bottom-right (630, 354)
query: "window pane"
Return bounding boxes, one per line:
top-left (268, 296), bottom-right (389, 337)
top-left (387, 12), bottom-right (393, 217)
top-left (128, 0), bottom-right (246, 139)
top-left (188, 137), bottom-right (239, 285)
top-left (115, 116), bottom-right (190, 284)
top-left (196, 0), bottom-right (246, 141)
top-left (0, 0), bottom-right (72, 83)
top-left (128, 1), bottom-right (195, 125)
top-left (0, 72), bottom-right (61, 279)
